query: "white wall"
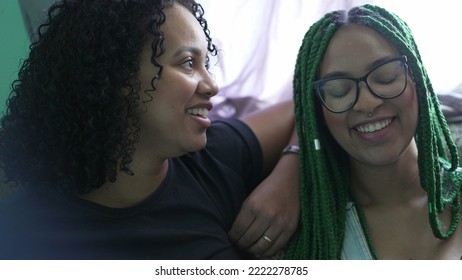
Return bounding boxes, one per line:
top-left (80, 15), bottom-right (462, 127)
top-left (201, 0), bottom-right (462, 105)
top-left (375, 0), bottom-right (462, 93)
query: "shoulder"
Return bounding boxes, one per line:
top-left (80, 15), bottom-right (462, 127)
top-left (208, 118), bottom-right (259, 143)
top-left (0, 184), bottom-right (77, 231)
top-left (203, 118), bottom-right (262, 174)
top-left (206, 118), bottom-right (262, 159)
top-left (176, 118), bottom-right (264, 192)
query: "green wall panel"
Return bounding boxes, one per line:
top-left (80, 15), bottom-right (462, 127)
top-left (0, 1), bottom-right (29, 116)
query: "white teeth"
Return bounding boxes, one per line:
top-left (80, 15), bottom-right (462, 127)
top-left (187, 108), bottom-right (209, 117)
top-left (356, 118), bottom-right (392, 133)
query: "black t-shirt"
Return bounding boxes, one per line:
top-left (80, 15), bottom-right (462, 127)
top-left (0, 119), bottom-right (263, 259)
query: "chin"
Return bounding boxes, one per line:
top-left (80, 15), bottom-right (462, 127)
top-left (186, 137), bottom-right (207, 152)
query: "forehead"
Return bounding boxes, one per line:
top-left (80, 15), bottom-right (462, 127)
top-left (161, 4), bottom-right (208, 53)
top-left (319, 24), bottom-right (400, 77)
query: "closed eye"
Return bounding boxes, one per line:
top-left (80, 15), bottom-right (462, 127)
top-left (322, 79), bottom-right (354, 98)
top-left (373, 73), bottom-right (399, 85)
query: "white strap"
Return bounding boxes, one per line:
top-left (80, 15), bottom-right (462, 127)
top-left (341, 202), bottom-right (374, 260)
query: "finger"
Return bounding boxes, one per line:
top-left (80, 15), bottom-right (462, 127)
top-left (260, 219), bottom-right (299, 257)
top-left (248, 219), bottom-right (298, 258)
top-left (246, 230), bottom-right (281, 257)
top-left (228, 210), bottom-right (256, 244)
top-left (259, 230), bottom-right (291, 258)
top-left (257, 212), bottom-right (300, 257)
top-left (233, 217), bottom-right (270, 249)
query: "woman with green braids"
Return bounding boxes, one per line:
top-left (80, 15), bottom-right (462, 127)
top-left (285, 4), bottom-right (462, 259)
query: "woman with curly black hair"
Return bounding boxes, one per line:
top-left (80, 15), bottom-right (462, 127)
top-left (0, 0), bottom-right (299, 259)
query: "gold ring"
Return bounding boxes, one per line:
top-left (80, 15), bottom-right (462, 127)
top-left (262, 235), bottom-right (273, 243)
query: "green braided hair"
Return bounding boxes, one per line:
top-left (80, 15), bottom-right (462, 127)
top-left (285, 4), bottom-right (462, 259)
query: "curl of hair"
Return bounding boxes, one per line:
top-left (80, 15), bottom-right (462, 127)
top-left (285, 4), bottom-right (461, 259)
top-left (0, 0), bottom-right (216, 194)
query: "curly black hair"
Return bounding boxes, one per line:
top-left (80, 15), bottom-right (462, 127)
top-left (0, 0), bottom-right (217, 194)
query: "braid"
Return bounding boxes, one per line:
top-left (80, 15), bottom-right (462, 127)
top-left (359, 4), bottom-right (461, 239)
top-left (286, 4), bottom-right (462, 259)
top-left (285, 12), bottom-right (350, 259)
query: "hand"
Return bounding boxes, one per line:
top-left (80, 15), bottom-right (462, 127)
top-left (228, 157), bottom-right (300, 258)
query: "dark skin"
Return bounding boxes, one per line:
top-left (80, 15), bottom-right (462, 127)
top-left (81, 3), bottom-right (299, 258)
top-left (321, 25), bottom-right (462, 259)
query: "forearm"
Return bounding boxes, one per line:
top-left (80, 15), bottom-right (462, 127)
top-left (241, 100), bottom-right (296, 176)
top-left (229, 126), bottom-right (300, 257)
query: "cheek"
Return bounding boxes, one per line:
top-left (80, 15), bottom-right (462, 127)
top-left (322, 108), bottom-right (348, 141)
top-left (157, 73), bottom-right (197, 101)
top-left (398, 82), bottom-right (419, 128)
top-left (149, 85), bottom-right (187, 110)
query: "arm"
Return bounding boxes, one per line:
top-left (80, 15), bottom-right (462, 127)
top-left (228, 100), bottom-right (300, 258)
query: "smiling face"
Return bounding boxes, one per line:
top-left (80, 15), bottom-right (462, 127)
top-left (319, 24), bottom-right (418, 167)
top-left (136, 3), bottom-right (219, 158)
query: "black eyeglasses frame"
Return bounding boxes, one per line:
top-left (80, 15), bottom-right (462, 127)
top-left (313, 55), bottom-right (409, 113)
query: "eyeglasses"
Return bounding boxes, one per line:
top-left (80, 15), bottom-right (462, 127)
top-left (313, 55), bottom-right (408, 113)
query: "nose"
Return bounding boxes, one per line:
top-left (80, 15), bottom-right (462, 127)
top-left (197, 71), bottom-right (219, 97)
top-left (352, 81), bottom-right (384, 113)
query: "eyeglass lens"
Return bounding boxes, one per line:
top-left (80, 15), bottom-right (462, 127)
top-left (315, 57), bottom-right (407, 113)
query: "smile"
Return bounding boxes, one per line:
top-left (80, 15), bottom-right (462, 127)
top-left (355, 118), bottom-right (392, 133)
top-left (187, 107), bottom-right (209, 118)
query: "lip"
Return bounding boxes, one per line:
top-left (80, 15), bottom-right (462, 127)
top-left (352, 116), bottom-right (394, 131)
top-left (351, 116), bottom-right (395, 142)
top-left (187, 101), bottom-right (213, 111)
top-left (186, 101), bottom-right (214, 128)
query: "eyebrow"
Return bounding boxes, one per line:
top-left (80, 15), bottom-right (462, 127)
top-left (321, 55), bottom-right (397, 80)
top-left (172, 46), bottom-right (203, 58)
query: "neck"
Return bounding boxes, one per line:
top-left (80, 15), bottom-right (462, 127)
top-left (80, 152), bottom-right (169, 208)
top-left (350, 140), bottom-right (426, 207)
